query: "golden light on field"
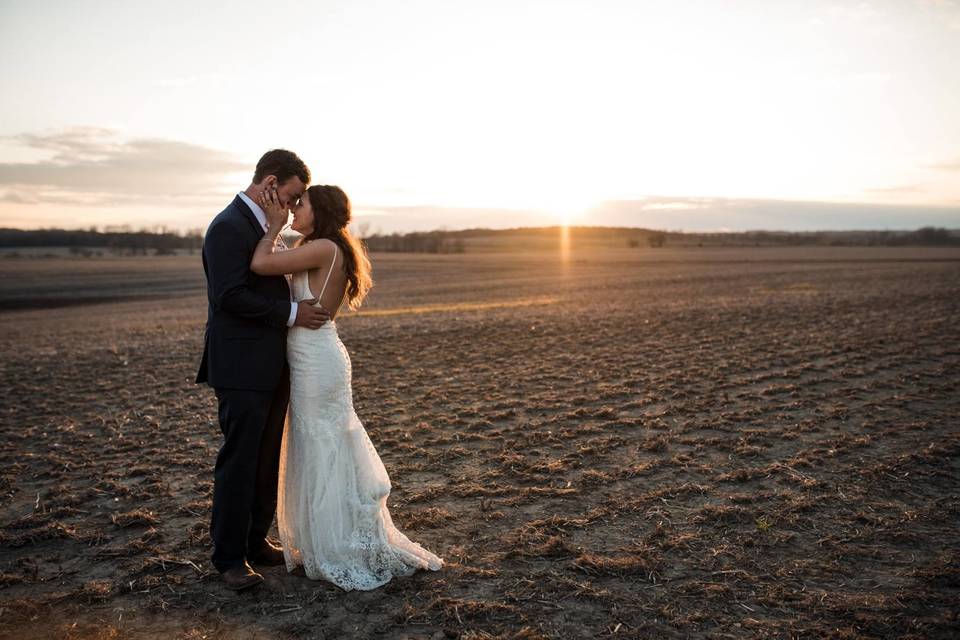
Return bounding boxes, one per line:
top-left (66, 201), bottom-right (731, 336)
top-left (560, 224), bottom-right (572, 267)
top-left (348, 296), bottom-right (559, 317)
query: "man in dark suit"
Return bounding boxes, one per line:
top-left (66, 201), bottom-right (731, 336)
top-left (196, 149), bottom-right (330, 590)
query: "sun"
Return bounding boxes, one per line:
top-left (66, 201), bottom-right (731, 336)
top-left (534, 189), bottom-right (596, 228)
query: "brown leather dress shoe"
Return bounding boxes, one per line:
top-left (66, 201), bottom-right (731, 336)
top-left (220, 562), bottom-right (264, 591)
top-left (248, 541), bottom-right (285, 567)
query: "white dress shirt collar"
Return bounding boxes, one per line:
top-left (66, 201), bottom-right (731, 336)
top-left (237, 191), bottom-right (267, 230)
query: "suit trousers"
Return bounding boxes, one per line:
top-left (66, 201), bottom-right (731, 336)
top-left (210, 365), bottom-right (290, 573)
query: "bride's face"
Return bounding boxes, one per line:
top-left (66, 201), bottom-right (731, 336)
top-left (290, 194), bottom-right (315, 236)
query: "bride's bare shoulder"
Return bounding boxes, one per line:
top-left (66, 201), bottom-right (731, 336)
top-left (312, 238), bottom-right (345, 266)
top-left (300, 238), bottom-right (336, 263)
top-left (307, 238), bottom-right (337, 253)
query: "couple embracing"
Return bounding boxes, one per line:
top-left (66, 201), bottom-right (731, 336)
top-left (195, 149), bottom-right (443, 591)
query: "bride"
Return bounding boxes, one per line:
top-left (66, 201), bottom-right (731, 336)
top-left (250, 183), bottom-right (444, 591)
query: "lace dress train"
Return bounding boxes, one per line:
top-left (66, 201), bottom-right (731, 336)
top-left (277, 264), bottom-right (443, 591)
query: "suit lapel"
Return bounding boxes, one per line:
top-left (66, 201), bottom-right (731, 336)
top-left (232, 195), bottom-right (265, 238)
top-left (230, 195), bottom-right (291, 296)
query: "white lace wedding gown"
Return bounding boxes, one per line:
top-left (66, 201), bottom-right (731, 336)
top-left (277, 244), bottom-right (444, 591)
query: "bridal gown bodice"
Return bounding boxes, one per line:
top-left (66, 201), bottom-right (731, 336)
top-left (278, 253), bottom-right (444, 591)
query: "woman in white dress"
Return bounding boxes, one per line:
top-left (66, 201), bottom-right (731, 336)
top-left (250, 184), bottom-right (443, 591)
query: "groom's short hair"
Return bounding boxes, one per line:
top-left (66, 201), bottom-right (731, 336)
top-left (253, 149), bottom-right (310, 186)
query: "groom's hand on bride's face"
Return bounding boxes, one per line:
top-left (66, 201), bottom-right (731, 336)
top-left (294, 300), bottom-right (330, 329)
top-left (259, 186), bottom-right (289, 230)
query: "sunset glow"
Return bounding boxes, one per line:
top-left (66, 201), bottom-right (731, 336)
top-left (1, 0), bottom-right (959, 232)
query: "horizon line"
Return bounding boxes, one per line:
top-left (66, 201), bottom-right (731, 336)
top-left (2, 223), bottom-right (959, 236)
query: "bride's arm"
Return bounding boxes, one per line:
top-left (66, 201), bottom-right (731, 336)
top-left (251, 186), bottom-right (324, 276)
top-left (251, 229), bottom-right (325, 276)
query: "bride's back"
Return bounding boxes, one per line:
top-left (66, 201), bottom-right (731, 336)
top-left (304, 239), bottom-right (348, 319)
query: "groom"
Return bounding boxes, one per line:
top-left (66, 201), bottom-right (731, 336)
top-left (196, 149), bottom-right (330, 590)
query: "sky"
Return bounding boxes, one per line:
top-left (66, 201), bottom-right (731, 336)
top-left (1, 0), bottom-right (959, 234)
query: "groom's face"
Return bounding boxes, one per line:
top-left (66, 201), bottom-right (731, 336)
top-left (263, 175), bottom-right (307, 211)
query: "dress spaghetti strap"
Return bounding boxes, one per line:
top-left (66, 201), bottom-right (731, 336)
top-left (316, 243), bottom-right (339, 301)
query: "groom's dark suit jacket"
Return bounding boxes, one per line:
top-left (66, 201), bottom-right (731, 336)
top-left (195, 195), bottom-right (292, 391)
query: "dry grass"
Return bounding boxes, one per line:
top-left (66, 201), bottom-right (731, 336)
top-left (1, 246), bottom-right (958, 639)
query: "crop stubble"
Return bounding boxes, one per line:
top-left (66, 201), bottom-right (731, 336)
top-left (0, 247), bottom-right (958, 639)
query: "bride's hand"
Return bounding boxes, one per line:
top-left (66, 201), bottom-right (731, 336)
top-left (259, 186), bottom-right (288, 231)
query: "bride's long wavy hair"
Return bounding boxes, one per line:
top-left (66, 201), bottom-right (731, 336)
top-left (295, 185), bottom-right (373, 310)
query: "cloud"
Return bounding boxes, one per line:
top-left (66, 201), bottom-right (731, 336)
top-left (340, 197), bottom-right (960, 234)
top-left (589, 197), bottom-right (960, 231)
top-left (0, 190), bottom-right (39, 204)
top-left (0, 127), bottom-right (249, 207)
top-left (864, 184), bottom-right (923, 194)
top-left (353, 204), bottom-right (549, 233)
top-left (914, 0), bottom-right (960, 29)
top-left (823, 2), bottom-right (883, 22)
top-left (926, 158), bottom-right (960, 171)
top-left (351, 197), bottom-right (960, 234)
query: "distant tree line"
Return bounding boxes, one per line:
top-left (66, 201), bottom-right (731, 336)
top-left (743, 226), bottom-right (955, 247)
top-left (622, 226), bottom-right (960, 248)
top-left (364, 225), bottom-right (960, 250)
top-left (362, 231), bottom-right (466, 253)
top-left (627, 231), bottom-right (667, 248)
top-left (0, 227), bottom-right (204, 255)
top-left (1, 225), bottom-right (957, 256)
